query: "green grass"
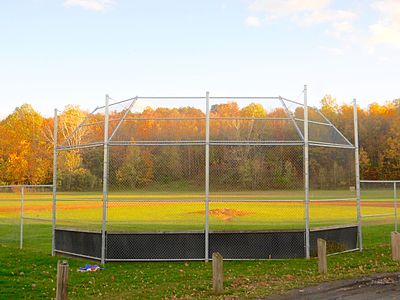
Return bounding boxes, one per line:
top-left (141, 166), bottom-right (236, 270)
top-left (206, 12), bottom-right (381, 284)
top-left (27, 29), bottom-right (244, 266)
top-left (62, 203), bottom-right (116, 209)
top-left (1, 189), bottom-right (398, 298)
top-left (0, 189), bottom-right (396, 232)
top-left (0, 223), bottom-right (399, 299)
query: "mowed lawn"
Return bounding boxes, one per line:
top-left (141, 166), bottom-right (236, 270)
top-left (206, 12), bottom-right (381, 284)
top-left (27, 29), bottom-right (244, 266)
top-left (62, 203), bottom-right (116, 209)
top-left (0, 223), bottom-right (399, 300)
top-left (0, 189), bottom-right (396, 231)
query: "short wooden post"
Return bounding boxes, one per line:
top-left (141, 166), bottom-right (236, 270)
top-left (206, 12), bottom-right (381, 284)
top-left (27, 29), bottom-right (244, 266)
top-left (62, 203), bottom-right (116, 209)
top-left (391, 232), bottom-right (400, 261)
top-left (212, 252), bottom-right (223, 294)
top-left (56, 260), bottom-right (69, 300)
top-left (317, 238), bottom-right (327, 274)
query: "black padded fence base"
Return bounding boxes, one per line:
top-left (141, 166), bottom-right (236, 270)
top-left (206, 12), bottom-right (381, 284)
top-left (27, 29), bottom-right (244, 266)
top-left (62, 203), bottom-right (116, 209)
top-left (107, 232), bottom-right (205, 260)
top-left (310, 225), bottom-right (358, 256)
top-left (55, 229), bottom-right (102, 259)
top-left (208, 231), bottom-right (305, 259)
top-left (54, 225), bottom-right (358, 261)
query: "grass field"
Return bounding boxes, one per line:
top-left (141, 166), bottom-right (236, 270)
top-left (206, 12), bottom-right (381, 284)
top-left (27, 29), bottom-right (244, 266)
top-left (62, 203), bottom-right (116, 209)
top-left (0, 188), bottom-right (398, 299)
top-left (0, 223), bottom-right (399, 299)
top-left (0, 188), bottom-right (396, 232)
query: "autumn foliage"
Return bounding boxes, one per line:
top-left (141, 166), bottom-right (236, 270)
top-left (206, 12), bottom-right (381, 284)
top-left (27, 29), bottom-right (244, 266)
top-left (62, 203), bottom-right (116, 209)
top-left (0, 96), bottom-right (399, 189)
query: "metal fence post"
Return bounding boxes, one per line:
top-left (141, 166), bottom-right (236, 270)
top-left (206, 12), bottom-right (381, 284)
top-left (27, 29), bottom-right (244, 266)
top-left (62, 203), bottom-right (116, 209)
top-left (52, 108), bottom-right (58, 256)
top-left (205, 91), bottom-right (210, 262)
top-left (353, 99), bottom-right (362, 251)
top-left (101, 94), bottom-right (110, 265)
top-left (395, 182), bottom-right (398, 232)
top-left (20, 186), bottom-right (24, 249)
top-left (304, 85), bottom-right (310, 259)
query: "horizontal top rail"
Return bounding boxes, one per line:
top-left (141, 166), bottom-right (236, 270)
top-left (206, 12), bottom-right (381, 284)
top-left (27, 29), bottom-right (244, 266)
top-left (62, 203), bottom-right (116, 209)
top-left (0, 185), bottom-right (53, 188)
top-left (210, 96), bottom-right (280, 100)
top-left (96, 97), bottom-right (137, 110)
top-left (138, 96), bottom-right (206, 99)
top-left (361, 180), bottom-right (400, 183)
top-left (120, 117), bottom-right (292, 121)
top-left (294, 118), bottom-right (331, 126)
top-left (98, 96), bottom-right (305, 107)
top-left (56, 140), bottom-right (357, 150)
top-left (309, 141), bottom-right (355, 149)
top-left (279, 97), bottom-right (304, 106)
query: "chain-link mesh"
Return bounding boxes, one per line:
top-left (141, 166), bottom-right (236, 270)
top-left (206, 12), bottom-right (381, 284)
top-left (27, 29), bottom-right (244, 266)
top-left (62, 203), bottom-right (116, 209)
top-left (51, 95), bottom-right (361, 260)
top-left (309, 147), bottom-right (356, 228)
top-left (56, 147), bottom-right (104, 232)
top-left (0, 185), bottom-right (52, 252)
top-left (106, 97), bottom-right (206, 259)
top-left (21, 186), bottom-right (52, 252)
top-left (209, 145), bottom-right (304, 232)
top-left (360, 181), bottom-right (398, 247)
top-left (206, 98), bottom-right (305, 258)
top-left (107, 145), bottom-right (205, 233)
top-left (0, 186), bottom-right (20, 247)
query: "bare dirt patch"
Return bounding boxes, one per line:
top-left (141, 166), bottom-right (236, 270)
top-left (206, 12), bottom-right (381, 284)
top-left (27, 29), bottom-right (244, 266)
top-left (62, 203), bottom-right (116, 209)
top-left (263, 272), bottom-right (400, 300)
top-left (193, 208), bottom-right (254, 222)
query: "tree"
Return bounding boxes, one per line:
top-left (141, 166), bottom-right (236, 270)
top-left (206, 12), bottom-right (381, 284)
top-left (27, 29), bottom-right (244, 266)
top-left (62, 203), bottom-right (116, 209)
top-left (0, 104), bottom-right (52, 184)
top-left (115, 147), bottom-right (153, 189)
top-left (381, 131), bottom-right (400, 179)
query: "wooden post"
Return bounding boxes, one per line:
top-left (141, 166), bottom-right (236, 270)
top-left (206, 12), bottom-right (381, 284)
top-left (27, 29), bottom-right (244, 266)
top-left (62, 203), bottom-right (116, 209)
top-left (212, 252), bottom-right (223, 294)
top-left (391, 232), bottom-right (400, 261)
top-left (317, 238), bottom-right (327, 274)
top-left (56, 260), bottom-right (69, 300)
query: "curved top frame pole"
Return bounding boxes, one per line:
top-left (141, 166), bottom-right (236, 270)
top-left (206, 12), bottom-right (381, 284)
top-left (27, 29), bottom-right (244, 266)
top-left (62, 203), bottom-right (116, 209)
top-left (60, 106), bottom-right (99, 147)
top-left (279, 96), bottom-right (304, 141)
top-left (108, 97), bottom-right (138, 142)
top-left (304, 85), bottom-right (310, 260)
top-left (314, 108), bottom-right (353, 146)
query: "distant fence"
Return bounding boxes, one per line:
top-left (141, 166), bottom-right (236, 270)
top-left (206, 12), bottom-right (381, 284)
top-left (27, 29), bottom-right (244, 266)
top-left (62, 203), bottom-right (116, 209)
top-left (0, 185), bottom-right (53, 251)
top-left (2, 181), bottom-right (400, 255)
top-left (360, 180), bottom-right (399, 246)
top-left (361, 180), bottom-right (398, 229)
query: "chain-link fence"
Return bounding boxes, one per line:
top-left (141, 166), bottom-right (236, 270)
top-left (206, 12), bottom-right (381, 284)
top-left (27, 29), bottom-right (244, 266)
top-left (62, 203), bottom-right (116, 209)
top-left (360, 180), bottom-right (399, 247)
top-left (51, 90), bottom-right (361, 263)
top-left (0, 185), bottom-right (52, 252)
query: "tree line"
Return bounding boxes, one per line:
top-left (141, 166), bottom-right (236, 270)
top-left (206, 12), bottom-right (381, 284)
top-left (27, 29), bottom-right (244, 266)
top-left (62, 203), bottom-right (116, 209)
top-left (0, 96), bottom-right (399, 191)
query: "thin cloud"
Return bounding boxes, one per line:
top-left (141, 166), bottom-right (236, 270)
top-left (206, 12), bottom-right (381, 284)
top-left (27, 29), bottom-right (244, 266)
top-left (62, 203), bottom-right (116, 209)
top-left (369, 0), bottom-right (400, 48)
top-left (245, 16), bottom-right (261, 27)
top-left (247, 0), bottom-right (356, 37)
top-left (321, 46), bottom-right (344, 56)
top-left (63, 0), bottom-right (114, 11)
top-left (249, 0), bottom-right (330, 19)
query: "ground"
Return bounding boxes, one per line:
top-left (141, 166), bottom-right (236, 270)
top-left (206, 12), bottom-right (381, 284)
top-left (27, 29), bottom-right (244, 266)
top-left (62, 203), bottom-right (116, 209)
top-left (264, 273), bottom-right (400, 300)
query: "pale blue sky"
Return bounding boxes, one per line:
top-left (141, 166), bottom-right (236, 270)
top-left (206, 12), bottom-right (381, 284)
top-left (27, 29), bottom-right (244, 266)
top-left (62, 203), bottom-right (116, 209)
top-left (1, 0), bottom-right (399, 117)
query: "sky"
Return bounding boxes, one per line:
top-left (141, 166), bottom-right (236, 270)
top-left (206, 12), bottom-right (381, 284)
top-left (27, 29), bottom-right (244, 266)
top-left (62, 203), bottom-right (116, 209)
top-left (1, 0), bottom-right (400, 118)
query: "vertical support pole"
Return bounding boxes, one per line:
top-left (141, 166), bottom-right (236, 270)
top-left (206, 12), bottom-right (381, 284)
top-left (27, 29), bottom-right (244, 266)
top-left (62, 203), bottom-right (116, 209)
top-left (353, 99), bottom-right (362, 251)
top-left (395, 182), bottom-right (397, 232)
top-left (205, 91), bottom-right (210, 262)
top-left (20, 186), bottom-right (24, 249)
top-left (52, 108), bottom-right (58, 256)
top-left (304, 85), bottom-right (310, 259)
top-left (101, 94), bottom-right (109, 265)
